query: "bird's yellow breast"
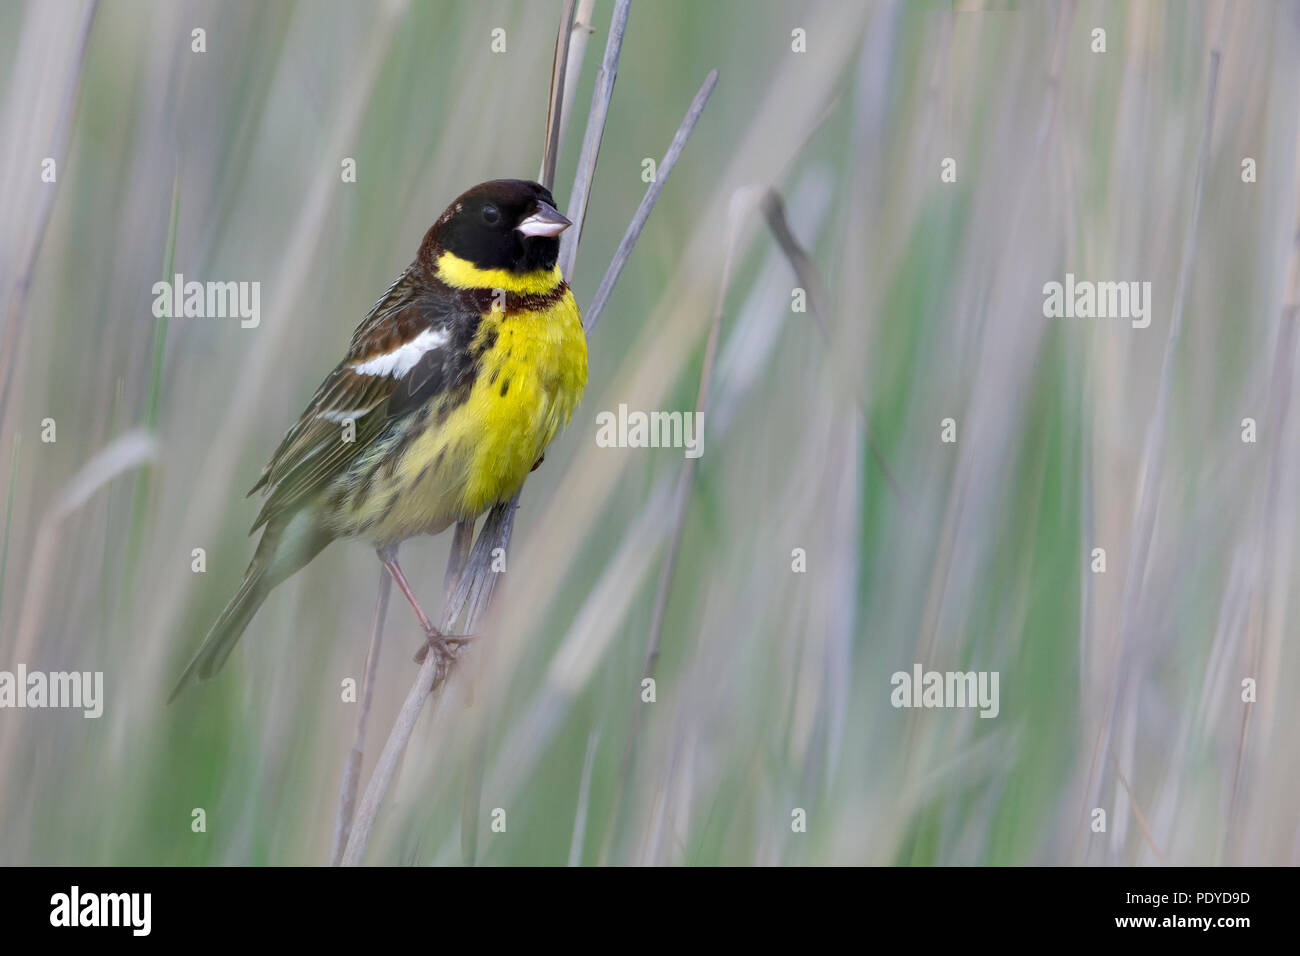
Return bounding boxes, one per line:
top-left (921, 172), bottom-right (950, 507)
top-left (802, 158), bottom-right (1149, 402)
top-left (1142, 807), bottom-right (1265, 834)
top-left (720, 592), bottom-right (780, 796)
top-left (358, 263), bottom-right (586, 543)
top-left (456, 289), bottom-right (587, 514)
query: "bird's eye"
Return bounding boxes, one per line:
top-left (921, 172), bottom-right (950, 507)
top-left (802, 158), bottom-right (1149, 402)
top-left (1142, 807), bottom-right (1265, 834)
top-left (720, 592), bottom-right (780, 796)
top-left (481, 204), bottom-right (500, 225)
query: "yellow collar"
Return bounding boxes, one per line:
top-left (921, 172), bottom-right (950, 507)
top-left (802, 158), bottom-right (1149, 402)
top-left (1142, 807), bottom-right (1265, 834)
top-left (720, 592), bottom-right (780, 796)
top-left (434, 251), bottom-right (562, 294)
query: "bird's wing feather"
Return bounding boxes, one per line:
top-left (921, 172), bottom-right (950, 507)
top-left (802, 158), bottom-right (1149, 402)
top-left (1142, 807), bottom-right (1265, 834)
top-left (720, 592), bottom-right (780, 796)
top-left (246, 266), bottom-right (480, 532)
top-left (246, 368), bottom-right (392, 532)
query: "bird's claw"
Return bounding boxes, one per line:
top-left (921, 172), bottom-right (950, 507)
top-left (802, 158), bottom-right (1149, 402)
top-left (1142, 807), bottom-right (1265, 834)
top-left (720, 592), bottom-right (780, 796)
top-left (413, 628), bottom-right (475, 665)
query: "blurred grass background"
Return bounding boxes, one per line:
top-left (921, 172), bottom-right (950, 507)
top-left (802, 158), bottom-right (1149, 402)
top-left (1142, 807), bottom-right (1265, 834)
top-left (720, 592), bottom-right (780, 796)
top-left (2, 0), bottom-right (1299, 865)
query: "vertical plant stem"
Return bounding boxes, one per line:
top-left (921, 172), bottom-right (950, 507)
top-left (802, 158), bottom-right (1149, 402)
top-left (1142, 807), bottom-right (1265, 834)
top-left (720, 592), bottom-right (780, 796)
top-left (122, 169), bottom-right (180, 589)
top-left (1225, 80), bottom-right (1300, 852)
top-left (585, 69), bottom-right (719, 334)
top-left (602, 195), bottom-right (737, 863)
top-left (0, 434), bottom-right (18, 626)
top-left (329, 564), bottom-right (392, 865)
top-left (443, 518), bottom-right (474, 608)
top-left (113, 167), bottom-right (181, 650)
top-left (539, 0), bottom-right (577, 191)
top-left (0, 1), bottom-right (99, 430)
top-left (568, 729), bottom-right (601, 865)
top-left (1096, 2), bottom-right (1226, 844)
top-left (557, 0), bottom-right (598, 159)
top-left (559, 0), bottom-right (631, 278)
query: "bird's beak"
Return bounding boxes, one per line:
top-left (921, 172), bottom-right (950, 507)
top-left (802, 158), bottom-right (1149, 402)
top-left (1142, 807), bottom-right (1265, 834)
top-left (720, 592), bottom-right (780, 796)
top-left (515, 200), bottom-right (572, 238)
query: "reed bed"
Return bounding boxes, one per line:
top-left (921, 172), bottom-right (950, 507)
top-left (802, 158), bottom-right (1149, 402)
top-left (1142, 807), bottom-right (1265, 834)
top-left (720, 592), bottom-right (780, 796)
top-left (0, 0), bottom-right (1297, 866)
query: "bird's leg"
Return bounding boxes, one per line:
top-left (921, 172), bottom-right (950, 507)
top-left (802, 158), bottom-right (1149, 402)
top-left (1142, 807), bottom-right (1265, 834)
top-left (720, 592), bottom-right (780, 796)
top-left (376, 546), bottom-right (458, 667)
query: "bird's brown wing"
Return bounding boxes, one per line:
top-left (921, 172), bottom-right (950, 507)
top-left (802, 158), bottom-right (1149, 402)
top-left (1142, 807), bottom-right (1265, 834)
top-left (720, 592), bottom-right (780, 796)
top-left (246, 366), bottom-right (393, 533)
top-left (245, 266), bottom-right (479, 533)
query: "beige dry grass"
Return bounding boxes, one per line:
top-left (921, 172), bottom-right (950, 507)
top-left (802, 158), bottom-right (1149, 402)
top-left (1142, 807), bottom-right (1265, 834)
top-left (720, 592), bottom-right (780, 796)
top-left (0, 0), bottom-right (1297, 866)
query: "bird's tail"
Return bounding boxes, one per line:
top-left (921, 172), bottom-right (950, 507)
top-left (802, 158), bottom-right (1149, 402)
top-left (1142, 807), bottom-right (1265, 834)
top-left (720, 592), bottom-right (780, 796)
top-left (167, 570), bottom-right (270, 703)
top-left (168, 513), bottom-right (332, 703)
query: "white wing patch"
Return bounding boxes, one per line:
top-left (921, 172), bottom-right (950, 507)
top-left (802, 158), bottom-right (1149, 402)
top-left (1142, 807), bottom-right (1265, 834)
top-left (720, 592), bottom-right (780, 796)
top-left (315, 409), bottom-right (369, 423)
top-left (348, 327), bottom-right (450, 378)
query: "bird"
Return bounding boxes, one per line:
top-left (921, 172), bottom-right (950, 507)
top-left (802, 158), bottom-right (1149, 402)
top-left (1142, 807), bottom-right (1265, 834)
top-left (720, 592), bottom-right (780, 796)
top-left (169, 179), bottom-right (587, 701)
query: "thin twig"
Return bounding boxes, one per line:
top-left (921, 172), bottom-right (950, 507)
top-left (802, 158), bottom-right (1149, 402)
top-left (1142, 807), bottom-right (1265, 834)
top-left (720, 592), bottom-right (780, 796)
top-left (339, 631), bottom-right (442, 865)
top-left (0, 431), bottom-right (156, 783)
top-left (443, 518), bottom-right (474, 608)
top-left (452, 65), bottom-right (720, 693)
top-left (539, 0), bottom-right (576, 191)
top-left (329, 564), bottom-right (391, 865)
top-left (601, 196), bottom-right (740, 863)
top-left (340, 490), bottom-right (518, 865)
top-left (586, 68), bottom-right (719, 334)
top-left (0, 1), bottom-right (99, 431)
top-left (1226, 75), bottom-right (1300, 850)
top-left (761, 189), bottom-right (904, 504)
top-left (559, 0), bottom-right (631, 278)
top-left (557, 0), bottom-right (598, 163)
top-left (1097, 0), bottom-right (1226, 846)
top-left (568, 729), bottom-right (601, 866)
top-left (332, 519), bottom-right (466, 864)
top-left (460, 721), bottom-right (487, 864)
top-left (1110, 754), bottom-right (1167, 865)
top-left (452, 68), bottom-right (721, 647)
top-left (446, 486), bottom-right (518, 630)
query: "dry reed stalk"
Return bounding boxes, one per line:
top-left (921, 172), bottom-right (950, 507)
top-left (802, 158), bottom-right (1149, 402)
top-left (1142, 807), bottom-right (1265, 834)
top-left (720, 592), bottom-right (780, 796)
top-left (0, 429), bottom-right (156, 807)
top-left (0, 1), bottom-right (99, 430)
top-left (539, 0), bottom-right (576, 191)
top-left (1087, 1), bottom-right (1227, 861)
top-left (559, 0), bottom-right (630, 278)
top-left (328, 566), bottom-right (391, 865)
top-left (567, 728), bottom-right (601, 866)
top-left (1224, 66), bottom-right (1300, 858)
top-left (599, 189), bottom-right (741, 863)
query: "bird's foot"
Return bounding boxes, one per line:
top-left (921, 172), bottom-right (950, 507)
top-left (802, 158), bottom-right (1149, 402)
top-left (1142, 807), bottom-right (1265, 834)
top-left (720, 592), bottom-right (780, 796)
top-left (413, 627), bottom-right (475, 666)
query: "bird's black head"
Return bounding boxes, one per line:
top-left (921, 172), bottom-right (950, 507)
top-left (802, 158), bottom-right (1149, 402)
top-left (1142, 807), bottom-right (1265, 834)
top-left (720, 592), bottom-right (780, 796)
top-left (424, 179), bottom-right (571, 276)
